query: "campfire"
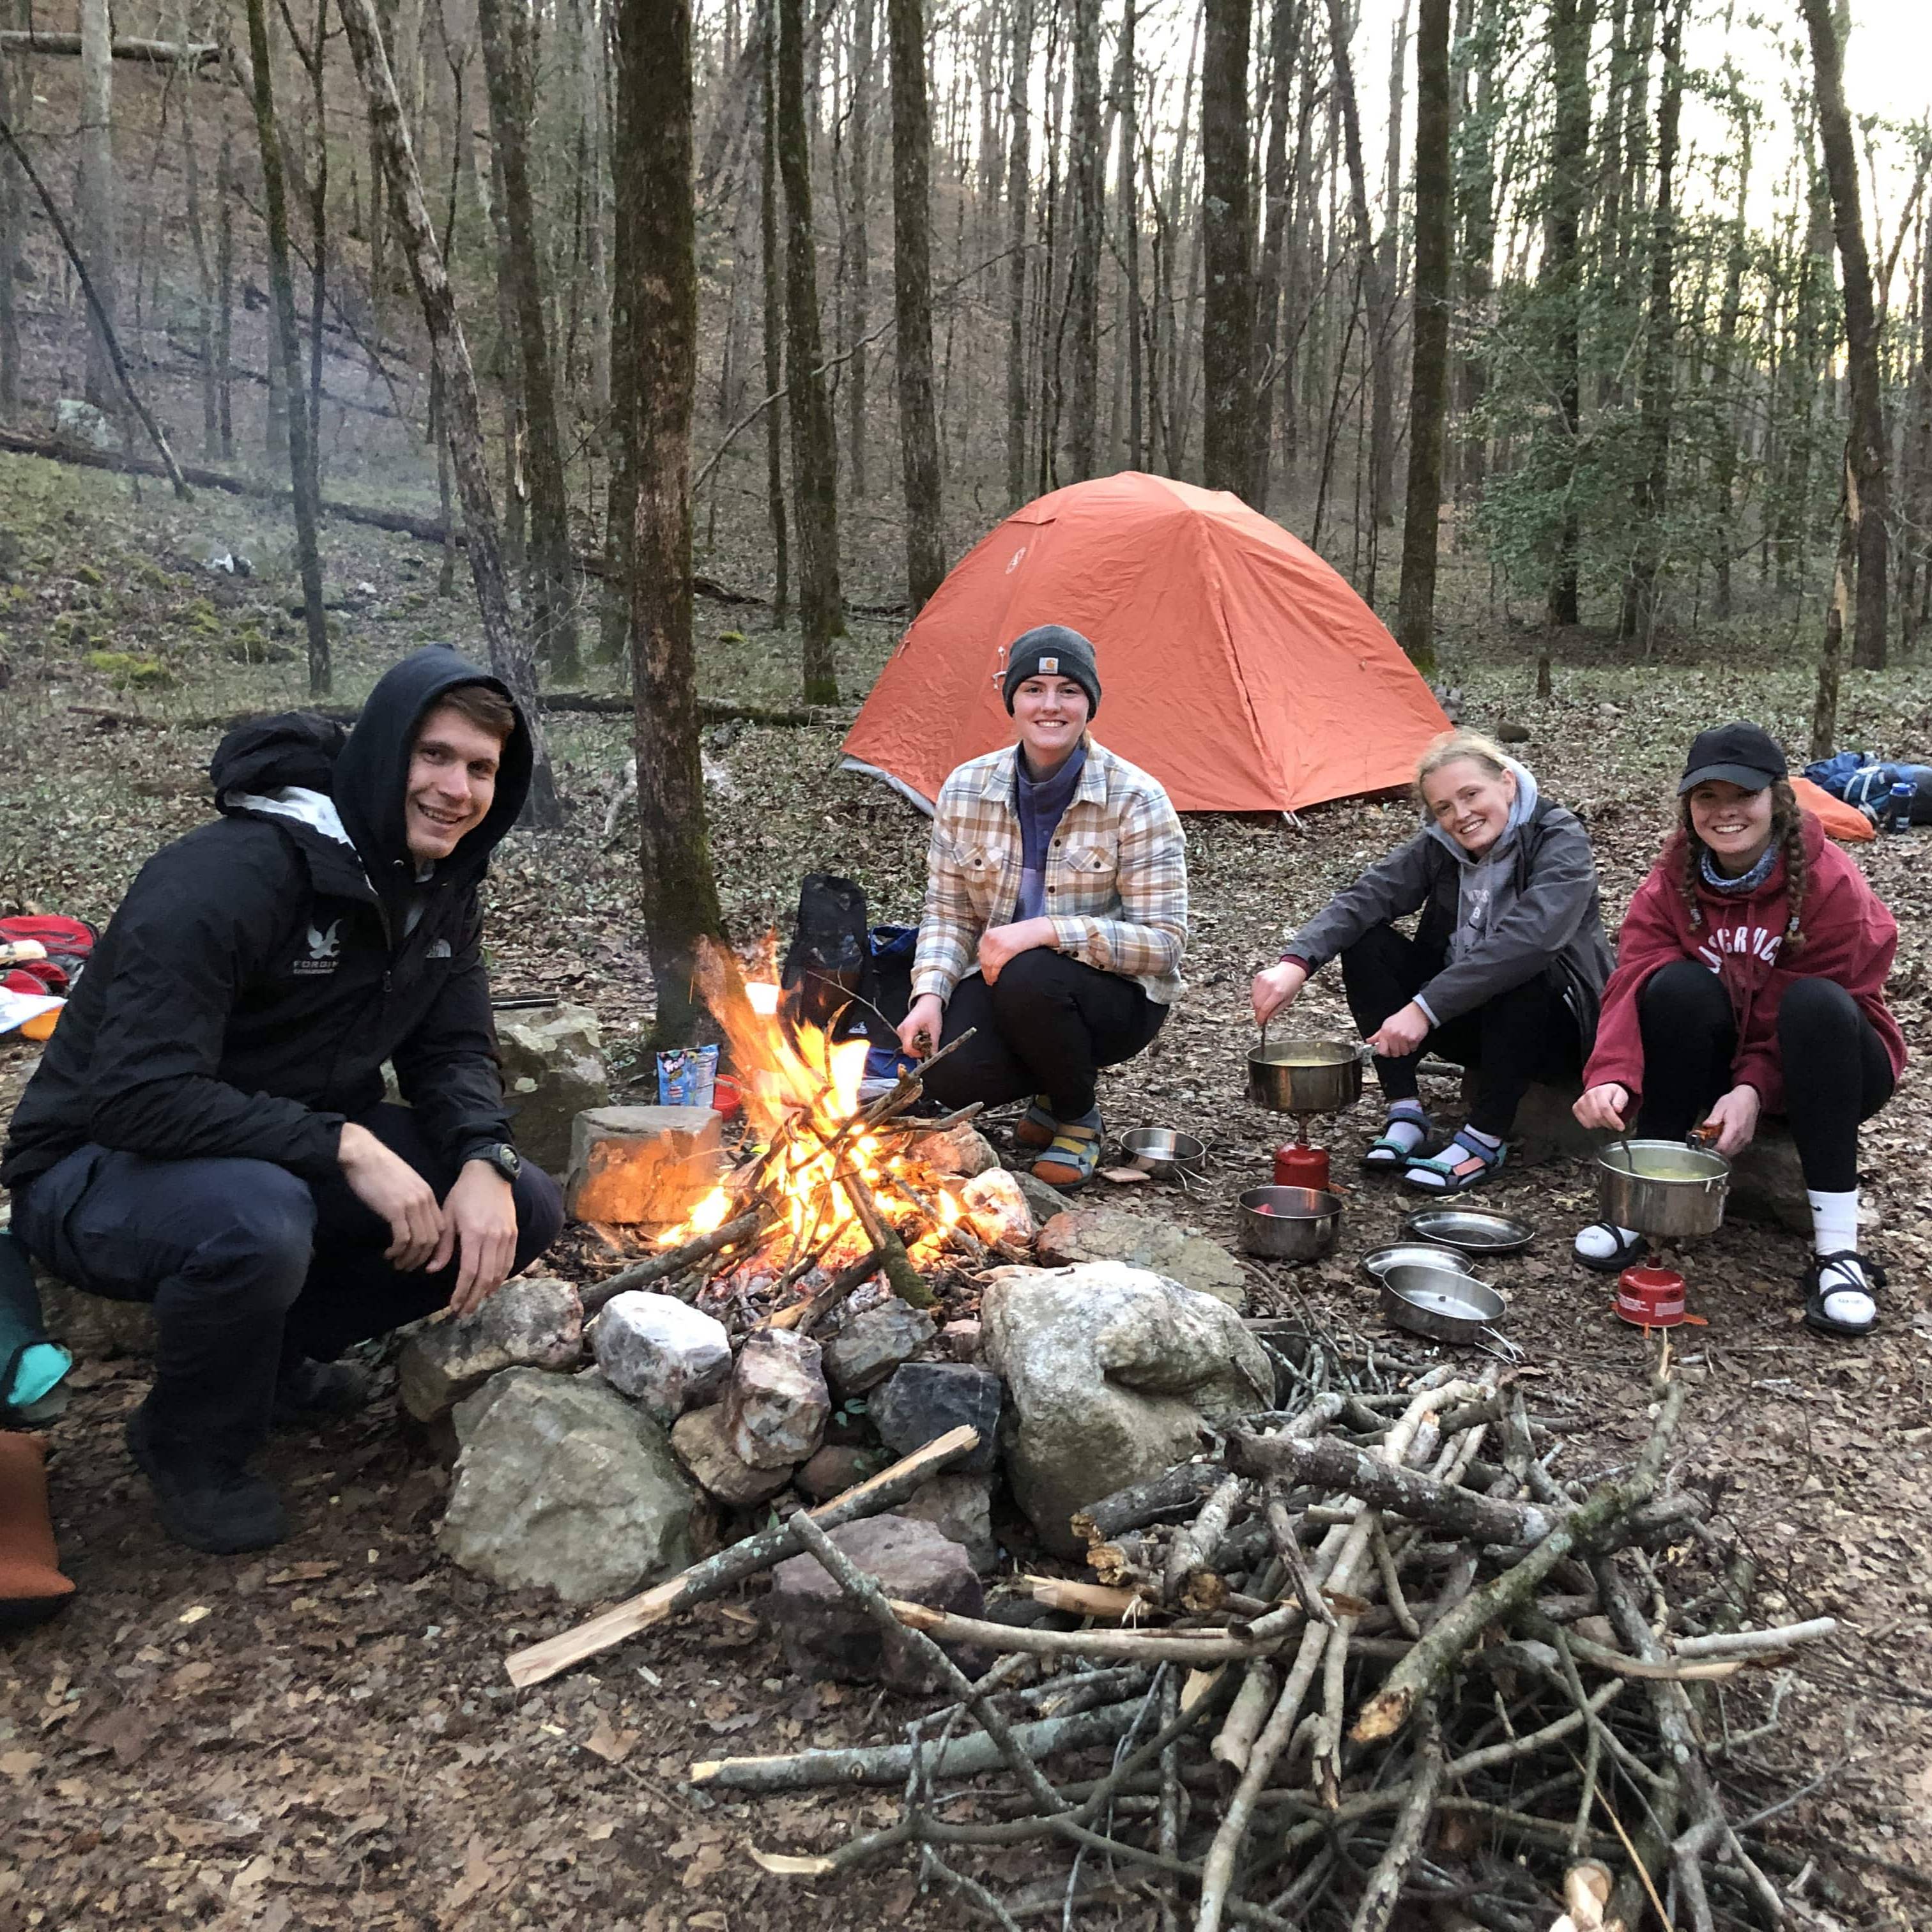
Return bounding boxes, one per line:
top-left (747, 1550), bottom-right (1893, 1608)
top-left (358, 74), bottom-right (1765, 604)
top-left (584, 940), bottom-right (1012, 1330)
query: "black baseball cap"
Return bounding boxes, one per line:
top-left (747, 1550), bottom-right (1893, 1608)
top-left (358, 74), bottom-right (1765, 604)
top-left (1677, 722), bottom-right (1788, 795)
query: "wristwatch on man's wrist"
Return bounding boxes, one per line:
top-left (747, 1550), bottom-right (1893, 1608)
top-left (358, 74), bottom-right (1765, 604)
top-left (468, 1142), bottom-right (522, 1183)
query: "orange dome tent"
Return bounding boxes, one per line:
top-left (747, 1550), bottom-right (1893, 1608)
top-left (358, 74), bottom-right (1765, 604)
top-left (841, 472), bottom-right (1450, 814)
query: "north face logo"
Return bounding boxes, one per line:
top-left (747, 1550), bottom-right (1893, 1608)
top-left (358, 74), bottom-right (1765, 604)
top-left (294, 919), bottom-right (342, 975)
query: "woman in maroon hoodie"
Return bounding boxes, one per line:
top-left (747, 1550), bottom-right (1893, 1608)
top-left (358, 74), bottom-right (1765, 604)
top-left (1572, 723), bottom-right (1906, 1336)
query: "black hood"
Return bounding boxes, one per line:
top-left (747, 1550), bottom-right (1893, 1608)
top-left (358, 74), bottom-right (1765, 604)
top-left (208, 710), bottom-right (349, 800)
top-left (333, 647), bottom-right (532, 899)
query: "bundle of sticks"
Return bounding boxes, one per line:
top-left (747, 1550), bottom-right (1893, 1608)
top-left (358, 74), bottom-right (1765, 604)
top-left (694, 1353), bottom-right (1848, 1932)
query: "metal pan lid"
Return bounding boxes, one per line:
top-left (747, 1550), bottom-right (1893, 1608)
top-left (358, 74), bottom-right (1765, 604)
top-left (1381, 1264), bottom-right (1506, 1324)
top-left (1402, 1208), bottom-right (1535, 1254)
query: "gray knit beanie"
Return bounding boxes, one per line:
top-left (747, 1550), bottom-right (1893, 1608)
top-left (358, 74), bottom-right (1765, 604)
top-left (1000, 625), bottom-right (1101, 716)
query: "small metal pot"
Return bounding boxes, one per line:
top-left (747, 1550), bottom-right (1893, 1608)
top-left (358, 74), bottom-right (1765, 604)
top-left (1379, 1264), bottom-right (1513, 1351)
top-left (1119, 1126), bottom-right (1207, 1183)
top-left (1596, 1139), bottom-right (1729, 1241)
top-left (1236, 1184), bottom-right (1343, 1262)
top-left (1246, 1034), bottom-right (1363, 1116)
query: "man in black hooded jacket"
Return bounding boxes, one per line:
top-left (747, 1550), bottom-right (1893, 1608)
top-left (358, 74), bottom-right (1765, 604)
top-left (3, 647), bottom-right (564, 1552)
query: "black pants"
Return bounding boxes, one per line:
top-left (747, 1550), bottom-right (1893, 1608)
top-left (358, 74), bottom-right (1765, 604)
top-left (1633, 961), bottom-right (1892, 1192)
top-left (12, 1103), bottom-right (564, 1465)
top-left (920, 949), bottom-right (1167, 1121)
top-left (1338, 924), bottom-right (1582, 1139)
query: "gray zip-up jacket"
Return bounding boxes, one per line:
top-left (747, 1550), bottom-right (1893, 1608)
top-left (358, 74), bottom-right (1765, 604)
top-left (1280, 793), bottom-right (1613, 1045)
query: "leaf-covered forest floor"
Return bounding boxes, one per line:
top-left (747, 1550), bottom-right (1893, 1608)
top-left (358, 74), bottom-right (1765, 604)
top-left (3, 452), bottom-right (1932, 1928)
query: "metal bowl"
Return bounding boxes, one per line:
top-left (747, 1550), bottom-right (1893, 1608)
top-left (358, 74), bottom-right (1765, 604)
top-left (1401, 1208), bottom-right (1537, 1255)
top-left (1246, 1034), bottom-right (1363, 1116)
top-left (1360, 1242), bottom-right (1478, 1285)
top-left (1237, 1184), bottom-right (1344, 1262)
top-left (1379, 1263), bottom-right (1508, 1346)
top-left (1597, 1139), bottom-right (1729, 1241)
top-left (1120, 1126), bottom-right (1207, 1182)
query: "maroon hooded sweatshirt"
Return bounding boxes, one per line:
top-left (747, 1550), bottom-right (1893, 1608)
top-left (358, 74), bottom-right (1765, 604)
top-left (1584, 813), bottom-right (1905, 1116)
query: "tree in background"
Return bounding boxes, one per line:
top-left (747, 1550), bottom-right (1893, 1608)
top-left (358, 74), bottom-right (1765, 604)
top-left (1199, 0), bottom-right (1254, 494)
top-left (77, 0), bottom-right (114, 410)
top-left (776, 0), bottom-right (842, 703)
top-left (886, 0), bottom-right (944, 609)
top-left (1395, 0), bottom-right (1449, 673)
top-left (615, 0), bottom-right (724, 1045)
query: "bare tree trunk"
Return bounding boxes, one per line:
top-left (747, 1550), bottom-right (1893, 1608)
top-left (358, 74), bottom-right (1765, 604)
top-left (79, 0), bottom-right (116, 409)
top-left (178, 34), bottom-right (219, 459)
top-left (216, 119), bottom-right (234, 456)
top-left (1117, 0), bottom-right (1142, 471)
top-left (778, 0), bottom-right (843, 698)
top-left (1250, 0), bottom-right (1300, 508)
top-left (1061, 0), bottom-right (1101, 481)
top-left (1452, 0), bottom-right (1497, 502)
top-left (615, 0), bottom-right (724, 1046)
top-left (1200, 0), bottom-right (1254, 494)
top-left (845, 0), bottom-right (872, 502)
top-left (242, 0), bottom-right (330, 696)
top-left (479, 0), bottom-right (583, 683)
top-left (1326, 0), bottom-right (1384, 556)
top-left (1003, 0), bottom-right (1031, 506)
top-left (0, 12), bottom-right (22, 416)
top-left (1709, 76), bottom-right (1751, 622)
top-left (1903, 193), bottom-right (1931, 648)
top-left (338, 0), bottom-right (564, 825)
top-left (760, 10), bottom-right (790, 624)
top-left (1801, 0), bottom-right (1889, 668)
top-left (1368, 0), bottom-right (1407, 549)
top-left (1811, 457), bottom-right (1854, 757)
top-left (1395, 0), bottom-right (1448, 671)
top-left (1620, 0), bottom-right (1682, 643)
top-left (1543, 0), bottom-right (1595, 626)
top-left (886, 0), bottom-right (944, 608)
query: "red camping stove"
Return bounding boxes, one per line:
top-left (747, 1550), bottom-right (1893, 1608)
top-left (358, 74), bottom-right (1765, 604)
top-left (1273, 1139), bottom-right (1331, 1191)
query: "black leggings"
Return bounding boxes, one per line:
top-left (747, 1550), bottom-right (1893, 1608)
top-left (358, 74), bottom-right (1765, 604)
top-left (1633, 960), bottom-right (1892, 1193)
top-left (1338, 924), bottom-right (1583, 1139)
top-left (920, 949), bottom-right (1167, 1121)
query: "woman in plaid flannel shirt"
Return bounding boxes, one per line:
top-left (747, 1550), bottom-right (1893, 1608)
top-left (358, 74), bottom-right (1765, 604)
top-left (895, 627), bottom-right (1187, 1188)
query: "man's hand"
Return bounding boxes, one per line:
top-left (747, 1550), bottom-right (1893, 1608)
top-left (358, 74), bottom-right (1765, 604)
top-left (898, 993), bottom-right (945, 1061)
top-left (443, 1161), bottom-right (519, 1315)
top-left (1367, 1000), bottom-right (1430, 1059)
top-left (977, 917), bottom-right (1057, 985)
top-left (1573, 1083), bottom-right (1632, 1133)
top-left (1251, 961), bottom-right (1307, 1027)
top-left (1702, 1084), bottom-right (1761, 1159)
top-left (339, 1121), bottom-right (443, 1269)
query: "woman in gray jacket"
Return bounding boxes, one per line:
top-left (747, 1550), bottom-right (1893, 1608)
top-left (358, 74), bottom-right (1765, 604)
top-left (1250, 732), bottom-right (1612, 1195)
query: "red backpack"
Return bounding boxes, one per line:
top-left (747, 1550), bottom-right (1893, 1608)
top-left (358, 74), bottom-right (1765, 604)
top-left (0, 916), bottom-right (96, 998)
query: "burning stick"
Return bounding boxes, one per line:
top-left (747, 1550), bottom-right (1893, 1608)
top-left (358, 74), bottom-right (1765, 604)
top-left (841, 1167), bottom-right (937, 1310)
top-left (579, 1209), bottom-right (767, 1315)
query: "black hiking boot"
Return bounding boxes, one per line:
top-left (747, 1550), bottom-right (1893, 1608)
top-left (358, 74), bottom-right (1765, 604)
top-left (126, 1407), bottom-right (289, 1555)
top-left (272, 1355), bottom-right (371, 1427)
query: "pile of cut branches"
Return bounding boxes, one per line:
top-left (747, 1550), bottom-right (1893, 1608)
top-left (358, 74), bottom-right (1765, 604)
top-left (706, 1353), bottom-right (1848, 1932)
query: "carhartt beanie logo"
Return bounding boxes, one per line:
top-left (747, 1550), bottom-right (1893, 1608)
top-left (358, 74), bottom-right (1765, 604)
top-left (1001, 625), bottom-right (1101, 716)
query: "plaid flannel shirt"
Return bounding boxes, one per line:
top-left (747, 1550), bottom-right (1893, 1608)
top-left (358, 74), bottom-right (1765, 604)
top-left (911, 737), bottom-right (1188, 1006)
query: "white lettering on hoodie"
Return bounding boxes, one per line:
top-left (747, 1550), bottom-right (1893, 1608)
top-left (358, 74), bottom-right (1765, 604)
top-left (1695, 921), bottom-right (1783, 970)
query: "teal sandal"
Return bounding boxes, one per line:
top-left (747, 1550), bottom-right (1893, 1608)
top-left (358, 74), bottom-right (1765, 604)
top-left (1363, 1103), bottom-right (1430, 1172)
top-left (1402, 1129), bottom-right (1507, 1195)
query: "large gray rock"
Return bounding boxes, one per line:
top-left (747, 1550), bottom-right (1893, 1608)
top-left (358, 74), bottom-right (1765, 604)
top-left (592, 1291), bottom-right (730, 1425)
top-left (871, 1361), bottom-right (1002, 1473)
top-left (820, 1300), bottom-right (937, 1397)
top-left (896, 1473), bottom-right (996, 1572)
top-left (724, 1327), bottom-right (831, 1469)
top-left (1011, 1169), bottom-right (1073, 1228)
top-left (565, 1105), bottom-right (724, 1225)
top-left (496, 1002), bottom-right (611, 1173)
top-left (438, 1369), bottom-right (700, 1602)
top-left (981, 1262), bottom-right (1273, 1554)
top-left (762, 1514), bottom-right (983, 1689)
top-left (395, 1276), bottom-right (583, 1423)
top-left (31, 1263), bottom-right (156, 1359)
top-left (670, 1404), bottom-right (794, 1508)
top-left (1036, 1207), bottom-right (1246, 1310)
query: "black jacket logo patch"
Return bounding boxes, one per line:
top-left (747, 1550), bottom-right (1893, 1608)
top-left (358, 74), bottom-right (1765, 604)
top-left (295, 919), bottom-right (343, 975)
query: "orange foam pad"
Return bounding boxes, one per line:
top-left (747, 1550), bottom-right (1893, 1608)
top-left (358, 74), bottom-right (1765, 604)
top-left (0, 1432), bottom-right (75, 1627)
top-left (1791, 774), bottom-right (1876, 843)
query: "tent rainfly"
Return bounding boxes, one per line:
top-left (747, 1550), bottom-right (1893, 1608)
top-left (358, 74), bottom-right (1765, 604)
top-left (841, 472), bottom-right (1451, 815)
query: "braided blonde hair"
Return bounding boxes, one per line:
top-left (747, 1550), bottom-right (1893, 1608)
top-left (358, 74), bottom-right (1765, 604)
top-left (1676, 776), bottom-right (1808, 952)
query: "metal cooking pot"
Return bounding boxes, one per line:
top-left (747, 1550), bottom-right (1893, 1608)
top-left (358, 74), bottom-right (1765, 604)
top-left (1246, 1029), bottom-right (1363, 1116)
top-left (1236, 1184), bottom-right (1343, 1262)
top-left (1119, 1126), bottom-right (1207, 1183)
top-left (1596, 1139), bottom-right (1729, 1241)
top-left (1379, 1264), bottom-right (1516, 1355)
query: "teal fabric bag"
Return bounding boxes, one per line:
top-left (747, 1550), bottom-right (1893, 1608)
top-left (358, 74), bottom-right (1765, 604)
top-left (0, 1230), bottom-right (71, 1423)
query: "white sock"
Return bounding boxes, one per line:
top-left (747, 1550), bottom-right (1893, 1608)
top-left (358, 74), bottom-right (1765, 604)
top-left (1575, 1222), bottom-right (1640, 1262)
top-left (1808, 1190), bottom-right (1874, 1326)
top-left (1381, 1103), bottom-right (1429, 1153)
